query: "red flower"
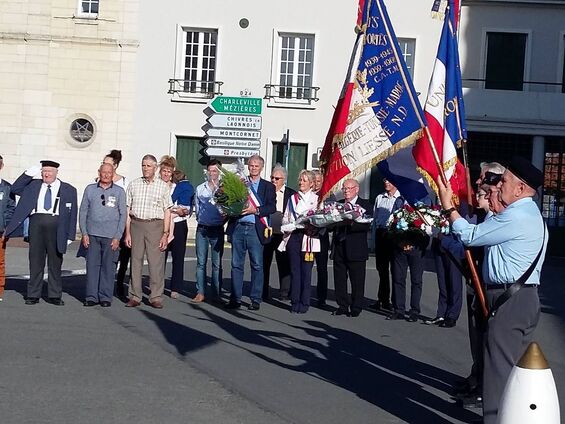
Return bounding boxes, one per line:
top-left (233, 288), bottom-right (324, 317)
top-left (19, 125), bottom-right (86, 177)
top-left (413, 218), bottom-right (424, 228)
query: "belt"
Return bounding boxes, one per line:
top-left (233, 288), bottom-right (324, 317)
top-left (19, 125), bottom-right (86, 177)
top-left (130, 216), bottom-right (163, 222)
top-left (485, 283), bottom-right (538, 291)
top-left (198, 223), bottom-right (224, 229)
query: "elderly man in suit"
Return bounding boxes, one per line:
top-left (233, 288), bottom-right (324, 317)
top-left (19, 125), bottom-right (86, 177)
top-left (262, 164), bottom-right (295, 301)
top-left (331, 178), bottom-right (372, 317)
top-left (226, 155), bottom-right (276, 311)
top-left (5, 160), bottom-right (78, 305)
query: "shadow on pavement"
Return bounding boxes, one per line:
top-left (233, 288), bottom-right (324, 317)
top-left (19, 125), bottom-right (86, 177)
top-left (139, 307), bottom-right (480, 424)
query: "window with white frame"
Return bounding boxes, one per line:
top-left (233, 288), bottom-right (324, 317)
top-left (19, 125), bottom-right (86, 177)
top-left (398, 38), bottom-right (416, 79)
top-left (277, 33), bottom-right (315, 100)
top-left (77, 0), bottom-right (99, 17)
top-left (172, 28), bottom-right (219, 98)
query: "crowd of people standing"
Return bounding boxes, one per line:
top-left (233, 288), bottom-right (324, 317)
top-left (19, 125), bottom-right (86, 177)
top-left (0, 151), bottom-right (548, 424)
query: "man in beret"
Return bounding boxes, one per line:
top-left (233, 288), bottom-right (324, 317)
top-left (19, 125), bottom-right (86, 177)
top-left (5, 160), bottom-right (78, 305)
top-left (437, 156), bottom-right (547, 424)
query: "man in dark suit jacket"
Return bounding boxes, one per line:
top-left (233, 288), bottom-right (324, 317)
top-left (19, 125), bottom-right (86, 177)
top-left (225, 155), bottom-right (276, 311)
top-left (5, 160), bottom-right (78, 305)
top-left (262, 164), bottom-right (295, 301)
top-left (331, 178), bottom-right (372, 317)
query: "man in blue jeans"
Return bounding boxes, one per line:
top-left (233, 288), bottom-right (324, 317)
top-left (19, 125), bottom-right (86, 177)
top-left (225, 155), bottom-right (276, 311)
top-left (194, 159), bottom-right (225, 303)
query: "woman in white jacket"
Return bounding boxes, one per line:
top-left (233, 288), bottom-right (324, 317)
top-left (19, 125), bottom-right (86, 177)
top-left (279, 170), bottom-right (320, 313)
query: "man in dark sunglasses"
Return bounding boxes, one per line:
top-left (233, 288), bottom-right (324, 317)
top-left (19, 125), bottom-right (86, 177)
top-left (79, 163), bottom-right (127, 307)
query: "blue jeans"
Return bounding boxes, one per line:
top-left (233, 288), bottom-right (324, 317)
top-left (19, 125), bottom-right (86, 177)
top-left (230, 223), bottom-right (263, 303)
top-left (196, 224), bottom-right (224, 297)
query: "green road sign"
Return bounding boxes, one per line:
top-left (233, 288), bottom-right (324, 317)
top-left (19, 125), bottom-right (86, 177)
top-left (210, 96), bottom-right (262, 115)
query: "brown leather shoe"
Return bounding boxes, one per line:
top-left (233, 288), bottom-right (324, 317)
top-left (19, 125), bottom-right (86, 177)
top-left (191, 293), bottom-right (205, 303)
top-left (125, 299), bottom-right (141, 308)
top-left (150, 299), bottom-right (163, 309)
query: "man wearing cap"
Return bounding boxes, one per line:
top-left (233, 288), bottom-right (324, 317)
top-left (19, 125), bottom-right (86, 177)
top-left (438, 156), bottom-right (547, 424)
top-left (5, 160), bottom-right (78, 305)
top-left (0, 155), bottom-right (16, 302)
top-left (455, 162), bottom-right (506, 409)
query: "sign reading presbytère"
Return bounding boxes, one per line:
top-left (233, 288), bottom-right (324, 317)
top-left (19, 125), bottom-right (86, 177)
top-left (205, 96), bottom-right (263, 158)
top-left (204, 147), bottom-right (259, 158)
top-left (210, 96), bottom-right (262, 115)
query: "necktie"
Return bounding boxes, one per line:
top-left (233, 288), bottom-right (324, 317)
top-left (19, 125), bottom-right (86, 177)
top-left (44, 185), bottom-right (52, 210)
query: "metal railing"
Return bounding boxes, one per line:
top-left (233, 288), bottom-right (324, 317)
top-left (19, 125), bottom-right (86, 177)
top-left (463, 78), bottom-right (565, 93)
top-left (264, 84), bottom-right (320, 101)
top-left (168, 79), bottom-right (223, 99)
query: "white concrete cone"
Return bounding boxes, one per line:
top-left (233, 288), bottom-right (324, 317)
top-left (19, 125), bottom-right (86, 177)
top-left (497, 342), bottom-right (560, 424)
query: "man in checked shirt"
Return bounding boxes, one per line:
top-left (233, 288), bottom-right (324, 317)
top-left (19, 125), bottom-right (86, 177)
top-left (124, 154), bottom-right (173, 309)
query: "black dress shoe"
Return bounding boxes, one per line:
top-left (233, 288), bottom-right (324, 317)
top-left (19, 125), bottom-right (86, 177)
top-left (225, 300), bottom-right (241, 310)
top-left (248, 301), bottom-right (260, 311)
top-left (316, 300), bottom-right (327, 308)
top-left (406, 312), bottom-right (419, 322)
top-left (100, 301), bottom-right (111, 307)
top-left (83, 300), bottom-right (97, 307)
top-left (332, 308), bottom-right (349, 316)
top-left (350, 310), bottom-right (361, 317)
top-left (386, 312), bottom-right (405, 320)
top-left (25, 297), bottom-right (39, 305)
top-left (439, 318), bottom-right (456, 328)
top-left (48, 298), bottom-right (65, 306)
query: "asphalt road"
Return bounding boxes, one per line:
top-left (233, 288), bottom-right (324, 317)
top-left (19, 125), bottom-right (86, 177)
top-left (1, 242), bottom-right (564, 424)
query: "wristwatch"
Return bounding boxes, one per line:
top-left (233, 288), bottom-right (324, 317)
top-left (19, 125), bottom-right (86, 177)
top-left (442, 207), bottom-right (457, 217)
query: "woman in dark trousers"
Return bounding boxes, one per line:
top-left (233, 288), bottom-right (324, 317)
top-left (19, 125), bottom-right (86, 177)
top-left (159, 157), bottom-right (193, 298)
top-left (280, 170), bottom-right (319, 314)
top-left (102, 150), bottom-right (129, 300)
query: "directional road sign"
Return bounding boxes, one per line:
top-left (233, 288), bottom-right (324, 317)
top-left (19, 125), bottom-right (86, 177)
top-left (210, 96), bottom-right (262, 115)
top-left (206, 128), bottom-right (261, 140)
top-left (204, 147), bottom-right (259, 158)
top-left (207, 114), bottom-right (262, 130)
top-left (205, 138), bottom-right (262, 149)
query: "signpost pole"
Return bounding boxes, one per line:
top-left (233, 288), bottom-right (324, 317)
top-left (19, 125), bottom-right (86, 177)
top-left (284, 129), bottom-right (290, 169)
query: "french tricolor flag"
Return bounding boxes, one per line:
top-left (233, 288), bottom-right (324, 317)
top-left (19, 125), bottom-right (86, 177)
top-left (413, 0), bottom-right (469, 201)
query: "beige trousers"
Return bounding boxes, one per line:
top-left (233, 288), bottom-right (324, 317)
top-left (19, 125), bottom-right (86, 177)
top-left (129, 219), bottom-right (165, 302)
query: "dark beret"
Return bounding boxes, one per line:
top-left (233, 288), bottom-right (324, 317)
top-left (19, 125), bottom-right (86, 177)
top-left (40, 160), bottom-right (60, 168)
top-left (482, 171), bottom-right (502, 186)
top-left (507, 156), bottom-right (543, 190)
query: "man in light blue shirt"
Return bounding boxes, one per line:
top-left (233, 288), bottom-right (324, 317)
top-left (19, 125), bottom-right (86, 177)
top-left (438, 156), bottom-right (547, 424)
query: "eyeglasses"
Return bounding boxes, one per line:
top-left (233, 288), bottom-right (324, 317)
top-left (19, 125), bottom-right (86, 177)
top-left (270, 176), bottom-right (283, 181)
top-left (101, 194), bottom-right (106, 206)
top-left (342, 186), bottom-right (357, 191)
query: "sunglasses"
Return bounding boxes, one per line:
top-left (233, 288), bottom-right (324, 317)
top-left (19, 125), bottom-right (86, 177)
top-left (271, 176), bottom-right (283, 181)
top-left (101, 194), bottom-right (106, 206)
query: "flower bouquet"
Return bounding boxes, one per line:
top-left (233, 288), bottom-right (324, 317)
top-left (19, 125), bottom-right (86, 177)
top-left (281, 201), bottom-right (372, 232)
top-left (386, 203), bottom-right (450, 248)
top-left (212, 166), bottom-right (248, 216)
top-left (308, 201), bottom-right (372, 228)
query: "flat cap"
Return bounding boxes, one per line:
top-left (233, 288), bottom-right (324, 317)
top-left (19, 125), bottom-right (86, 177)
top-left (507, 156), bottom-right (543, 190)
top-left (482, 171), bottom-right (502, 186)
top-left (40, 160), bottom-right (60, 168)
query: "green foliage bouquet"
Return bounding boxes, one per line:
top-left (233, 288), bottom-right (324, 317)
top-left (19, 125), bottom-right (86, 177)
top-left (213, 167), bottom-right (249, 216)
